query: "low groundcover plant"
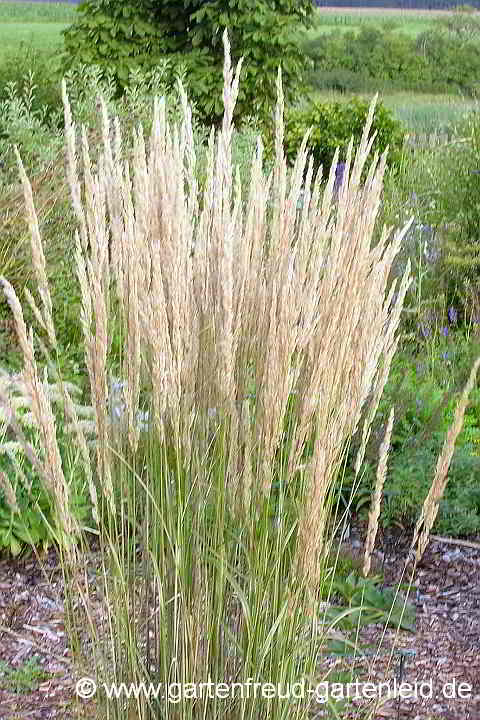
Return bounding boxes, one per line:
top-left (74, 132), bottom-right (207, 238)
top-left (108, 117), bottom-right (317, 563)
top-left (0, 32), bottom-right (414, 720)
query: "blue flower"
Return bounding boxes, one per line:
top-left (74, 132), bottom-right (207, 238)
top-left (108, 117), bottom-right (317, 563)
top-left (442, 351), bottom-right (450, 361)
top-left (448, 306), bottom-right (458, 324)
top-left (442, 326), bottom-right (449, 337)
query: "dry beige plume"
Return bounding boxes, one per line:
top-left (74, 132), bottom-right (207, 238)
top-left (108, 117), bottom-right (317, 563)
top-left (0, 470), bottom-right (19, 515)
top-left (363, 406), bottom-right (394, 577)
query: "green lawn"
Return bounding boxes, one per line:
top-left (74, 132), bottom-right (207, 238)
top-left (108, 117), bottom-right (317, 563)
top-left (0, 22), bottom-right (67, 57)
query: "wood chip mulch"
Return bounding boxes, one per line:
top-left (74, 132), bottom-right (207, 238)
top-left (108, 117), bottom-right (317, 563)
top-left (0, 527), bottom-right (478, 719)
top-left (0, 549), bottom-right (94, 720)
top-left (314, 526), bottom-right (480, 719)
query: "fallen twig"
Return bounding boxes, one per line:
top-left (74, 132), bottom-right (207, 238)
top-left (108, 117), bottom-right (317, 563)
top-left (0, 624), bottom-right (70, 665)
top-left (430, 534), bottom-right (480, 550)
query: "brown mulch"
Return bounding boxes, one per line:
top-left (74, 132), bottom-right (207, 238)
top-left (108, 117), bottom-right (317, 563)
top-left (0, 528), bottom-right (479, 720)
top-left (315, 525), bottom-right (480, 719)
top-left (0, 549), bottom-right (95, 720)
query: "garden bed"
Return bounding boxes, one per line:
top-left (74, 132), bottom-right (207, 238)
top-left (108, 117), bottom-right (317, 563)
top-left (0, 526), bottom-right (479, 719)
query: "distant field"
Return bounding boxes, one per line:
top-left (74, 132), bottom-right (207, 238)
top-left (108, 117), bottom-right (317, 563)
top-left (381, 92), bottom-right (478, 134)
top-left (309, 20), bottom-right (432, 36)
top-left (310, 90), bottom-right (478, 134)
top-left (0, 22), bottom-right (67, 58)
top-left (310, 6), bottom-right (450, 37)
top-left (0, 3), bottom-right (75, 61)
top-left (0, 0), bottom-right (477, 138)
top-left (317, 6), bottom-right (466, 15)
top-left (0, 1), bottom-right (76, 22)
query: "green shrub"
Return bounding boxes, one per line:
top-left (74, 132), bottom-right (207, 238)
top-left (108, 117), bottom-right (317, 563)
top-left (305, 27), bottom-right (430, 95)
top-left (0, 391), bottom-right (92, 556)
top-left (61, 0), bottom-right (313, 124)
top-left (304, 22), bottom-right (480, 96)
top-left (396, 108), bottom-right (480, 324)
top-left (281, 96), bottom-right (405, 174)
top-left (415, 28), bottom-right (480, 97)
top-left (61, 1), bottom-right (169, 87)
top-left (352, 336), bottom-right (480, 537)
top-left (0, 74), bottom-right (63, 184)
top-left (384, 443), bottom-right (480, 536)
top-left (0, 45), bottom-right (62, 125)
top-left (310, 67), bottom-right (369, 94)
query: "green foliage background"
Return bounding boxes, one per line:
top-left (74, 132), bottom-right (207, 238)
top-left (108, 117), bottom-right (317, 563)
top-left (282, 96), bottom-right (405, 172)
top-left (3, 4), bottom-right (480, 552)
top-left (306, 22), bottom-right (480, 95)
top-left (61, 0), bottom-right (314, 122)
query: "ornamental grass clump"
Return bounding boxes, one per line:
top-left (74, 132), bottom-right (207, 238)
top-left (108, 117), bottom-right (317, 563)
top-left (0, 33), bottom-right (412, 720)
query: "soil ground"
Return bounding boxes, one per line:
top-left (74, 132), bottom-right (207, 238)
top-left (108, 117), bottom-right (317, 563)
top-left (0, 525), bottom-right (478, 719)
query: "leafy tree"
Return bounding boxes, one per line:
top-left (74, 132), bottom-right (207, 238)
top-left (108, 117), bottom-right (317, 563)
top-left (62, 0), bottom-right (314, 122)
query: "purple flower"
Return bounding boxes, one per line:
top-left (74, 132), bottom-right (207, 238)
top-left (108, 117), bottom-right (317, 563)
top-left (333, 162), bottom-right (346, 193)
top-left (442, 351), bottom-right (450, 361)
top-left (419, 323), bottom-right (431, 339)
top-left (442, 326), bottom-right (449, 337)
top-left (448, 306), bottom-right (458, 324)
